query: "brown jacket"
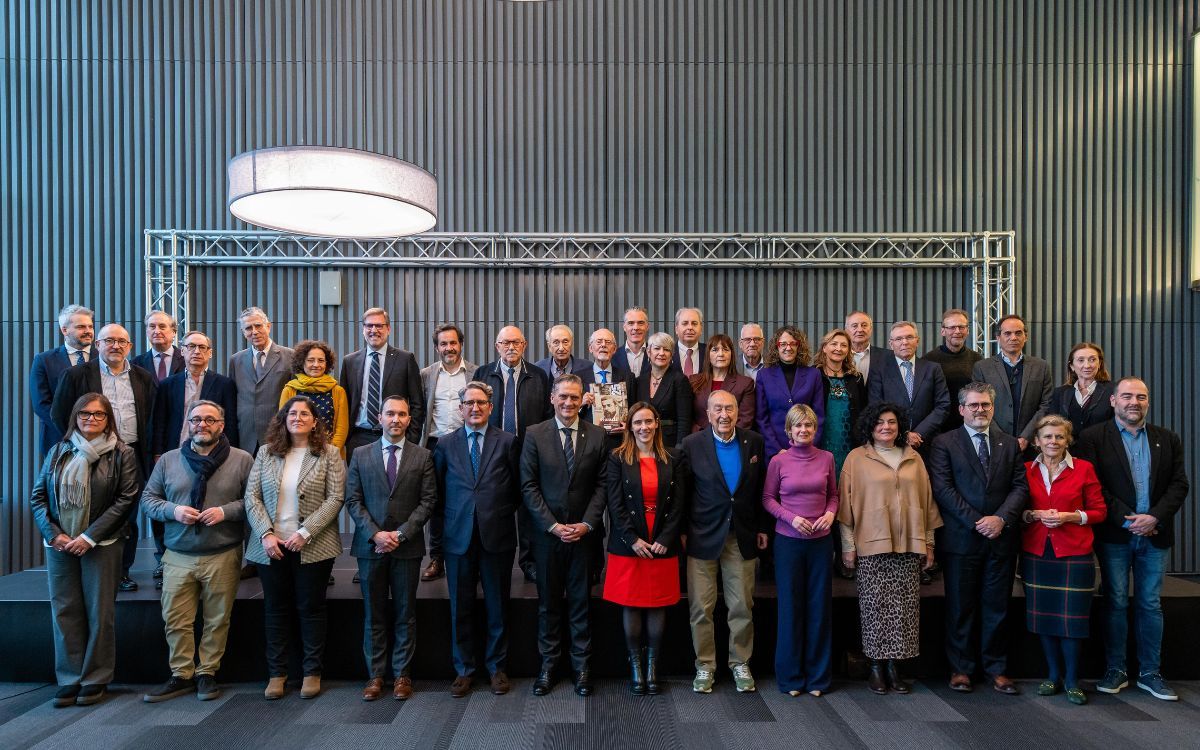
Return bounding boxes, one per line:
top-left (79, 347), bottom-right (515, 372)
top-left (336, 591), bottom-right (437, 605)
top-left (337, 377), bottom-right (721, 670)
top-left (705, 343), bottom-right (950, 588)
top-left (837, 444), bottom-right (942, 556)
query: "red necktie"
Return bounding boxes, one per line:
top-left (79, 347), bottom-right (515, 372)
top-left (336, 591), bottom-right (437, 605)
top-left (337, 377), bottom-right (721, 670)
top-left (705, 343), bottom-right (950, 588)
top-left (683, 348), bottom-right (694, 376)
top-left (156, 353), bottom-right (167, 381)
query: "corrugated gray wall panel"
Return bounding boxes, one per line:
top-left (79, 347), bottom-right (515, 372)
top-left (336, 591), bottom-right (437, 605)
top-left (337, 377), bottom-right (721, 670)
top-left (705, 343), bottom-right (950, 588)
top-left (3, 0), bottom-right (1198, 571)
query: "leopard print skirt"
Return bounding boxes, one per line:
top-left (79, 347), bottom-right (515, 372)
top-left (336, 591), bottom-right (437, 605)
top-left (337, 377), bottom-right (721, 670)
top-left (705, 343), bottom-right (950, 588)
top-left (855, 552), bottom-right (922, 660)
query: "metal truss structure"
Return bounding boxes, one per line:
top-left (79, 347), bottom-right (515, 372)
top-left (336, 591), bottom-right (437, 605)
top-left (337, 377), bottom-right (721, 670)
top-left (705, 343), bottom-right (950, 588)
top-left (145, 230), bottom-right (1016, 352)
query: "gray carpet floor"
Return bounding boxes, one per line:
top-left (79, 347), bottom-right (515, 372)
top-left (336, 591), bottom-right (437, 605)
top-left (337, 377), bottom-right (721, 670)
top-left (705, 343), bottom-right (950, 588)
top-left (0, 676), bottom-right (1192, 749)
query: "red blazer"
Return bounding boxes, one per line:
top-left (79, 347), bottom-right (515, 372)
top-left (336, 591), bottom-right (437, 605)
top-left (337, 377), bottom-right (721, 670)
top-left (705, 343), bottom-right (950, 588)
top-left (1021, 457), bottom-right (1107, 557)
top-left (690, 374), bottom-right (756, 432)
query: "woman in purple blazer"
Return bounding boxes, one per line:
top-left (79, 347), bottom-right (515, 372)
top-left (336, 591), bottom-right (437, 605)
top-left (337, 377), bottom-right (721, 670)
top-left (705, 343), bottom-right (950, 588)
top-left (755, 326), bottom-right (826, 457)
top-left (690, 333), bottom-right (756, 433)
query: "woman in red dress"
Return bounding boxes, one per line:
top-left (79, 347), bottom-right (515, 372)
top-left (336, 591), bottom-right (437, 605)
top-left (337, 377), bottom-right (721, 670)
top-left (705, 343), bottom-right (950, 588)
top-left (603, 401), bottom-right (689, 695)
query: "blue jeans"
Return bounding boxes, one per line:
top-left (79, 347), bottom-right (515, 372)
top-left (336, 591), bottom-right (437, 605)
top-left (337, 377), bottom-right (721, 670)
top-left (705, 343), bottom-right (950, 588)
top-left (1096, 538), bottom-right (1165, 675)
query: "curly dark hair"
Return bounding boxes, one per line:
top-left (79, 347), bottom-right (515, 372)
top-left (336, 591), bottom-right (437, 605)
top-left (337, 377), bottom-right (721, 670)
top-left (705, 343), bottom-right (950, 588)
top-left (264, 395), bottom-right (330, 456)
top-left (764, 325), bottom-right (812, 367)
top-left (854, 402), bottom-right (910, 449)
top-left (290, 339), bottom-right (337, 376)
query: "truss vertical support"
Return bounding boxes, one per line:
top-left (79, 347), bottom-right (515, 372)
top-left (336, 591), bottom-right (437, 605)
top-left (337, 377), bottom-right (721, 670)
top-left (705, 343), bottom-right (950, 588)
top-left (972, 234), bottom-right (993, 355)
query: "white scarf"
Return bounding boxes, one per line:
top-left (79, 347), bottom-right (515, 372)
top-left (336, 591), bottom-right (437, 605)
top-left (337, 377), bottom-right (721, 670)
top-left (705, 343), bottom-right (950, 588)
top-left (57, 431), bottom-right (119, 537)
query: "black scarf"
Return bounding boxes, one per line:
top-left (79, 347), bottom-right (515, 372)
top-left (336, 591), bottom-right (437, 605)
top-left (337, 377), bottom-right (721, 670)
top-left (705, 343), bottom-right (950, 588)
top-left (180, 434), bottom-right (232, 509)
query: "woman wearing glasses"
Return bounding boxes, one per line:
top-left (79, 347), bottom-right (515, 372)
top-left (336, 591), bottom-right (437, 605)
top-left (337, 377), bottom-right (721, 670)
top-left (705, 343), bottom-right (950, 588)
top-left (31, 393), bottom-right (140, 707)
top-left (755, 326), bottom-right (826, 458)
top-left (244, 396), bottom-right (346, 699)
top-left (279, 340), bottom-right (350, 455)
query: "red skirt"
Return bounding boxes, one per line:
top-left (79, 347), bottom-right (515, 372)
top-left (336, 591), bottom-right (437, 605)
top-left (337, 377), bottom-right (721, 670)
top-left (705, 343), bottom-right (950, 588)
top-left (602, 554), bottom-right (680, 607)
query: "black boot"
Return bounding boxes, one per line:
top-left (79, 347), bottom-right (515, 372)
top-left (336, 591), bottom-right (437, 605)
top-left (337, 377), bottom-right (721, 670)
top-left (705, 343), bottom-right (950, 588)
top-left (628, 649), bottom-right (647, 695)
top-left (645, 648), bottom-right (660, 695)
top-left (886, 660), bottom-right (911, 694)
top-left (868, 660), bottom-right (888, 695)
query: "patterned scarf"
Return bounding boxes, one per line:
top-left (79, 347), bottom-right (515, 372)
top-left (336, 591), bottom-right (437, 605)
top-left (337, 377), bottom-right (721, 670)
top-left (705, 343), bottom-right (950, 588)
top-left (56, 431), bottom-right (119, 537)
top-left (180, 434), bottom-right (232, 509)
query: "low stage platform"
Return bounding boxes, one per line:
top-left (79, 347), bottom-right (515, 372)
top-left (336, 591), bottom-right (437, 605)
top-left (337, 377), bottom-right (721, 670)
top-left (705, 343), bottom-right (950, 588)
top-left (3, 535), bottom-right (1198, 684)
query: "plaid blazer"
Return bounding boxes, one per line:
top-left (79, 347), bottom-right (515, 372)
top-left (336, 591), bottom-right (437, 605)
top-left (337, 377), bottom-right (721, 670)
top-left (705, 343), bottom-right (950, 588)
top-left (244, 442), bottom-right (345, 564)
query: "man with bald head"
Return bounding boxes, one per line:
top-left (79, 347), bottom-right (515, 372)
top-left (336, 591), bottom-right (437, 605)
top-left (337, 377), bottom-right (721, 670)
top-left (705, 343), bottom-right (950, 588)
top-left (475, 325), bottom-right (553, 582)
top-left (535, 325), bottom-right (589, 380)
top-left (53, 322), bottom-right (157, 591)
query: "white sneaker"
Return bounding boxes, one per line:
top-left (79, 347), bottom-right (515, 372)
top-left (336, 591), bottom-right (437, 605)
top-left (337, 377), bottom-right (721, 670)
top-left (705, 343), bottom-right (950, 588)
top-left (732, 663), bottom-right (756, 692)
top-left (692, 669), bottom-right (715, 693)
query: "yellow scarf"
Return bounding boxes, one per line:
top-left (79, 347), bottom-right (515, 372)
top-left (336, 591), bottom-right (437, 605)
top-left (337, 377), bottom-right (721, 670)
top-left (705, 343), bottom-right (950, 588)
top-left (286, 372), bottom-right (338, 394)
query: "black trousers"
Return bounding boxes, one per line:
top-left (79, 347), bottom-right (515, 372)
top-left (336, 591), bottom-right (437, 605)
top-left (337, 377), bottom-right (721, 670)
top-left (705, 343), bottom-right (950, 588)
top-left (256, 551), bottom-right (336, 677)
top-left (532, 537), bottom-right (593, 672)
top-left (447, 533), bottom-right (514, 677)
top-left (358, 555), bottom-right (421, 679)
top-left (943, 548), bottom-right (1017, 677)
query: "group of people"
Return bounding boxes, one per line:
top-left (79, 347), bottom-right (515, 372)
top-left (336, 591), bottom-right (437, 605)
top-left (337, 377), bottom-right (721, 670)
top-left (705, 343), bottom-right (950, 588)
top-left (28, 302), bottom-right (1189, 709)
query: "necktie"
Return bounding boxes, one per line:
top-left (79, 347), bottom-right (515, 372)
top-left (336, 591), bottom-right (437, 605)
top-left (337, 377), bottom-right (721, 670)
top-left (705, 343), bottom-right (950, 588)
top-left (975, 432), bottom-right (990, 477)
top-left (503, 367), bottom-right (517, 433)
top-left (73, 350), bottom-right (85, 366)
top-left (683, 348), bottom-right (695, 376)
top-left (366, 351), bottom-right (382, 427)
top-left (599, 370), bottom-right (609, 384)
top-left (469, 431), bottom-right (481, 480)
top-left (255, 350), bottom-right (265, 379)
top-left (561, 426), bottom-right (575, 474)
top-left (156, 353), bottom-right (167, 382)
top-left (386, 444), bottom-right (399, 489)
top-left (900, 360), bottom-right (914, 401)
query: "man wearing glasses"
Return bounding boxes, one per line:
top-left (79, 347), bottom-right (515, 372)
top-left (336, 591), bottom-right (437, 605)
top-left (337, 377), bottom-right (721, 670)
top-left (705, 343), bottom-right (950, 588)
top-left (923, 308), bottom-right (983, 434)
top-left (737, 323), bottom-right (766, 381)
top-left (52, 323), bottom-right (157, 591)
top-left (341, 307), bottom-right (425, 455)
top-left (866, 320), bottom-right (950, 455)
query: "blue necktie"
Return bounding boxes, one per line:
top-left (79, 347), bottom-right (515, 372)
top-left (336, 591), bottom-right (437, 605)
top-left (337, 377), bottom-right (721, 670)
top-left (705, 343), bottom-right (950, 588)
top-left (367, 351), bottom-right (382, 427)
top-left (469, 431), bottom-right (481, 480)
top-left (74, 350), bottom-right (85, 366)
top-left (503, 367), bottom-right (517, 433)
top-left (599, 370), bottom-right (609, 384)
top-left (561, 427), bottom-right (575, 475)
top-left (386, 444), bottom-right (399, 489)
top-left (900, 360), bottom-right (914, 401)
top-left (975, 432), bottom-right (990, 479)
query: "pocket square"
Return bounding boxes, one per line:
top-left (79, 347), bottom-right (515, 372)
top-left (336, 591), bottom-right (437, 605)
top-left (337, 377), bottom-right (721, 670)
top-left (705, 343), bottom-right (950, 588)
top-left (749, 455), bottom-right (759, 464)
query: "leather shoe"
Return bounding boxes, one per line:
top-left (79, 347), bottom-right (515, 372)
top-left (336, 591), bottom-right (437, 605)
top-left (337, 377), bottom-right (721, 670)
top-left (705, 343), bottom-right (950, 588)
top-left (118, 576), bottom-right (138, 592)
top-left (450, 675), bottom-right (472, 698)
top-left (422, 559), bottom-right (445, 581)
top-left (393, 676), bottom-right (414, 700)
top-left (886, 660), bottom-right (911, 694)
top-left (991, 675), bottom-right (1019, 695)
top-left (361, 677), bottom-right (384, 701)
top-left (949, 673), bottom-right (973, 692)
top-left (574, 669), bottom-right (593, 697)
top-left (490, 671), bottom-right (511, 695)
top-left (867, 661), bottom-right (888, 695)
top-left (532, 670), bottom-right (555, 696)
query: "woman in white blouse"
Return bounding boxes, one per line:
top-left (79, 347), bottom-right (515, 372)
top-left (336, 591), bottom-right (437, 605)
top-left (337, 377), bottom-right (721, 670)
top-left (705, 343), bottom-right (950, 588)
top-left (244, 396), bottom-right (346, 700)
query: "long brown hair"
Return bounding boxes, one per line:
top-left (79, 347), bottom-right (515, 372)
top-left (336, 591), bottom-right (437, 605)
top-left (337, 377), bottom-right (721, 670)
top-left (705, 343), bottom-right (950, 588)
top-left (690, 333), bottom-right (741, 392)
top-left (812, 328), bottom-right (859, 377)
top-left (1063, 342), bottom-right (1111, 385)
top-left (63, 392), bottom-right (116, 442)
top-left (764, 325), bottom-right (812, 367)
top-left (614, 401), bottom-right (670, 465)
top-left (264, 395), bottom-right (330, 456)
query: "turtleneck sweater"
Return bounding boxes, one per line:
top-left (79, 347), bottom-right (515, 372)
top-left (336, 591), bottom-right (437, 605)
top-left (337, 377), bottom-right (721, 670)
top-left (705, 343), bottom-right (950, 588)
top-left (762, 443), bottom-right (838, 539)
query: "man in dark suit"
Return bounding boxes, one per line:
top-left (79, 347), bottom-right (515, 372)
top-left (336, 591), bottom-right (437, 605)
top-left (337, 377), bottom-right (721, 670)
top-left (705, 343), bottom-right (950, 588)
top-left (30, 304), bottom-right (96, 458)
top-left (476, 325), bottom-right (553, 582)
top-left (344, 395), bottom-right (438, 702)
top-left (971, 314), bottom-right (1054, 453)
top-left (1075, 377), bottom-right (1190, 701)
top-left (867, 320), bottom-right (950, 453)
top-left (578, 328), bottom-right (634, 444)
top-left (611, 306), bottom-right (650, 378)
top-left (534, 324), bottom-right (591, 379)
top-left (929, 381), bottom-right (1028, 695)
top-left (226, 306), bottom-right (294, 455)
top-left (671, 307), bottom-right (707, 376)
top-left (52, 323), bottom-right (157, 592)
top-left (521, 374), bottom-right (608, 697)
top-left (433, 381), bottom-right (521, 698)
top-left (131, 310), bottom-right (185, 384)
top-left (680, 389), bottom-right (769, 694)
top-left (844, 310), bottom-right (889, 385)
top-left (341, 306), bottom-right (426, 453)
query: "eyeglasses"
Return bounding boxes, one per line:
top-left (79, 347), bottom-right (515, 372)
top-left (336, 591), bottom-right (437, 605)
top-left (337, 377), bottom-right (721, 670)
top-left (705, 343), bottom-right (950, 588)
top-left (739, 337), bottom-right (764, 343)
top-left (187, 416), bottom-right (223, 426)
top-left (99, 338), bottom-right (131, 348)
top-left (182, 343), bottom-right (211, 351)
top-left (496, 339), bottom-right (525, 348)
top-left (777, 342), bottom-right (798, 349)
top-left (942, 325), bottom-right (968, 332)
top-left (460, 399), bottom-right (491, 408)
top-left (963, 403), bottom-right (993, 411)
top-left (78, 411), bottom-right (108, 421)
top-left (362, 323), bottom-right (388, 330)
top-left (591, 338), bottom-right (616, 346)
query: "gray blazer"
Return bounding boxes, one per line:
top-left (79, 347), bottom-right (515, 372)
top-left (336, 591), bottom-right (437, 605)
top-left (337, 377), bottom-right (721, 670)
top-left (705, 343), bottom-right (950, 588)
top-left (972, 354), bottom-right (1054, 442)
top-left (418, 359), bottom-right (478, 447)
top-left (344, 440), bottom-right (438, 559)
top-left (227, 343), bottom-right (295, 454)
top-left (243, 442), bottom-right (345, 565)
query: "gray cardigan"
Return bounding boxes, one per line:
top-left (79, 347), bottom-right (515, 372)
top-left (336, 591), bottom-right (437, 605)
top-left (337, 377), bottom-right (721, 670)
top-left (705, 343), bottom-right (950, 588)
top-left (141, 446), bottom-right (254, 555)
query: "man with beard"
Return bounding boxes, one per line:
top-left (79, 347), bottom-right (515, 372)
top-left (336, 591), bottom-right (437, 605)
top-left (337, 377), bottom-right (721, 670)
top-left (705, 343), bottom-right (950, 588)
top-left (922, 308), bottom-right (982, 434)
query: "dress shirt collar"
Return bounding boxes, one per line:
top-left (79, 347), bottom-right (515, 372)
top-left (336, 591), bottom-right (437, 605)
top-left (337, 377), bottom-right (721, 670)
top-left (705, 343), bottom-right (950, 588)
top-left (380, 434), bottom-right (405, 450)
top-left (438, 359), bottom-right (467, 376)
top-left (554, 416), bottom-right (579, 432)
top-left (964, 424), bottom-right (990, 442)
top-left (712, 428), bottom-right (737, 445)
top-left (592, 362), bottom-right (612, 380)
top-left (1075, 380), bottom-right (1097, 397)
top-left (99, 358), bottom-right (129, 376)
top-left (1000, 352), bottom-right (1024, 367)
top-left (894, 355), bottom-right (916, 367)
top-left (1034, 451), bottom-right (1074, 470)
top-left (1116, 418), bottom-right (1146, 439)
top-left (502, 360), bottom-right (525, 378)
top-left (367, 343), bottom-right (388, 357)
top-left (252, 341), bottom-right (273, 357)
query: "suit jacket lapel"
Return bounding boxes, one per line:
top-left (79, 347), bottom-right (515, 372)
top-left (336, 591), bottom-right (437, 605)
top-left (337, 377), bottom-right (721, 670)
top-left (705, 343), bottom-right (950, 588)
top-left (991, 358), bottom-right (1014, 401)
top-left (626, 459), bottom-right (649, 538)
top-left (473, 428), bottom-right (498, 488)
top-left (296, 449), bottom-right (320, 486)
top-left (1147, 426), bottom-right (1164, 498)
top-left (731, 431), bottom-right (753, 494)
top-left (1106, 422), bottom-right (1136, 491)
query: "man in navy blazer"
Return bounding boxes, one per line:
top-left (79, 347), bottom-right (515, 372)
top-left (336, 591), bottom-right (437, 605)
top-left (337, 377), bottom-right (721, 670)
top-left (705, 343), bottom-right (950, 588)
top-left (867, 320), bottom-right (950, 452)
top-left (670, 307), bottom-right (707, 376)
top-left (611, 306), bottom-right (650, 378)
top-left (475, 325), bottom-right (553, 582)
top-left (533, 324), bottom-right (592, 380)
top-left (433, 381), bottom-right (521, 698)
top-left (131, 311), bottom-right (186, 384)
top-left (929, 381), bottom-right (1029, 695)
top-left (845, 310), bottom-right (890, 385)
top-left (151, 331), bottom-right (239, 457)
top-left (341, 307), bottom-right (426, 452)
top-left (30, 304), bottom-right (97, 458)
top-left (344, 395), bottom-right (438, 702)
top-left (521, 374), bottom-right (608, 697)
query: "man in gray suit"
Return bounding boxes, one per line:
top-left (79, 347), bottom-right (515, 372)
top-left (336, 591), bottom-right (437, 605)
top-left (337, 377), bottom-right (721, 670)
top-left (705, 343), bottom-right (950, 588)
top-left (344, 395), bottom-right (438, 702)
top-left (226, 306), bottom-right (294, 454)
top-left (971, 314), bottom-right (1053, 453)
top-left (417, 323), bottom-right (477, 582)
